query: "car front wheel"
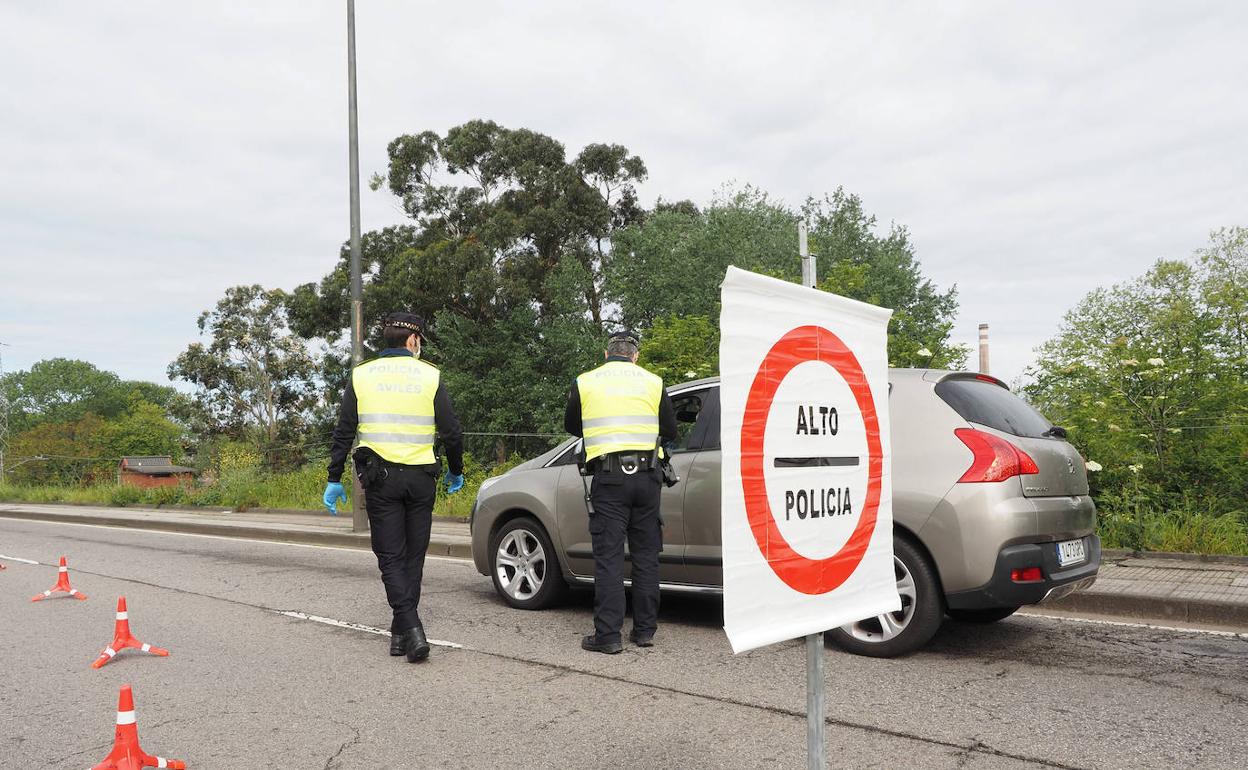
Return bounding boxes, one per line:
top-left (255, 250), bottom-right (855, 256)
top-left (489, 516), bottom-right (567, 610)
top-left (826, 535), bottom-right (944, 658)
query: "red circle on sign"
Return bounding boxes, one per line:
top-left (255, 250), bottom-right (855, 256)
top-left (740, 325), bottom-right (883, 595)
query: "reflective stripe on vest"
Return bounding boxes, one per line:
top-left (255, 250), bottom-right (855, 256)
top-left (577, 361), bottom-right (663, 462)
top-left (353, 356), bottom-right (440, 465)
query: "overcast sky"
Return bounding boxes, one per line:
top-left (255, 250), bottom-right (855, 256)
top-left (2, 1), bottom-right (1246, 389)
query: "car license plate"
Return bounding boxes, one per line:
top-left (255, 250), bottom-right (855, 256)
top-left (1056, 538), bottom-right (1086, 567)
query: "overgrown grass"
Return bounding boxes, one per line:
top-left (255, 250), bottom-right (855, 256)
top-left (1097, 509), bottom-right (1248, 555)
top-left (1095, 484), bottom-right (1248, 555)
top-left (0, 452), bottom-right (525, 521)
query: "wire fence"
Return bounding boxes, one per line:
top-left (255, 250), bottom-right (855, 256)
top-left (0, 430), bottom-right (569, 487)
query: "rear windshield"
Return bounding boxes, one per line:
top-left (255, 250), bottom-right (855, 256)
top-left (934, 378), bottom-right (1054, 439)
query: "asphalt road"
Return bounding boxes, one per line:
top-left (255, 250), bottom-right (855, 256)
top-left (2, 519), bottom-right (1245, 769)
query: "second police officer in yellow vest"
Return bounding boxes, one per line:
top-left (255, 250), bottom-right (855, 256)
top-left (565, 330), bottom-right (678, 654)
top-left (324, 312), bottom-right (464, 663)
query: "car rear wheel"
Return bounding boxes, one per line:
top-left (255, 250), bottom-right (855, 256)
top-left (826, 536), bottom-right (944, 658)
top-left (490, 516), bottom-right (567, 610)
top-left (947, 606), bottom-right (1019, 623)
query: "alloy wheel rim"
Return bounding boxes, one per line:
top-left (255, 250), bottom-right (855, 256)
top-left (496, 529), bottom-right (546, 601)
top-left (842, 555), bottom-right (917, 643)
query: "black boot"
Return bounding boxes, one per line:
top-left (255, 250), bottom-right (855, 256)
top-left (406, 625), bottom-right (430, 663)
top-left (629, 629), bottom-right (655, 648)
top-left (581, 634), bottom-right (623, 654)
top-left (390, 630), bottom-right (408, 656)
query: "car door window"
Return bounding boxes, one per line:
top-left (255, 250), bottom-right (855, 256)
top-left (548, 439), bottom-right (581, 467)
top-left (668, 387), bottom-right (720, 453)
top-left (687, 388), bottom-right (720, 450)
top-left (669, 390), bottom-right (708, 452)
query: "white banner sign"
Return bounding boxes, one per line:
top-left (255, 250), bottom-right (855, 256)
top-left (720, 266), bottom-right (901, 653)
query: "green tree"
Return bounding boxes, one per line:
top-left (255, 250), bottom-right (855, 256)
top-left (2, 359), bottom-right (122, 432)
top-left (609, 186), bottom-right (794, 330)
top-left (117, 380), bottom-right (182, 412)
top-left (168, 285), bottom-right (321, 468)
top-left (610, 186), bottom-right (966, 376)
top-left (349, 119), bottom-right (646, 327)
top-left (289, 121), bottom-right (646, 454)
top-left (7, 414), bottom-right (109, 484)
top-left (0, 358), bottom-right (182, 436)
top-left (288, 121), bottom-right (961, 452)
top-left (1025, 233), bottom-right (1248, 553)
top-left (1197, 226), bottom-right (1248, 381)
top-left (1025, 260), bottom-right (1228, 485)
top-left (101, 402), bottom-right (184, 461)
top-left (637, 315), bottom-right (720, 384)
top-left (807, 190), bottom-right (964, 369)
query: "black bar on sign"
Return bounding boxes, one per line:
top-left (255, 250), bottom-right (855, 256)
top-left (773, 456), bottom-right (860, 468)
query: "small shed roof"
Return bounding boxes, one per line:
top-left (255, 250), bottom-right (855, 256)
top-left (119, 456), bottom-right (195, 475)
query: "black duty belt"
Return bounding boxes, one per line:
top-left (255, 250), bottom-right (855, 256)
top-left (598, 451), bottom-right (656, 475)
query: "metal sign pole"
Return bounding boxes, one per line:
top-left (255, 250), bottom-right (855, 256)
top-left (807, 632), bottom-right (825, 768)
top-left (799, 221), bottom-right (825, 769)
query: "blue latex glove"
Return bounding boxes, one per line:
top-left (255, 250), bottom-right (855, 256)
top-left (444, 471), bottom-right (465, 495)
top-left (323, 482), bottom-right (346, 515)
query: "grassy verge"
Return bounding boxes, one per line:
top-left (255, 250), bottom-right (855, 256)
top-left (1094, 482), bottom-right (1248, 555)
top-left (0, 454), bottom-right (523, 521)
top-left (1097, 508), bottom-right (1248, 555)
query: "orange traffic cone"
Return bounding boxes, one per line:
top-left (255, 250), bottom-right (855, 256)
top-left (90, 684), bottom-right (186, 770)
top-left (92, 597), bottom-right (171, 669)
top-left (30, 556), bottom-right (87, 601)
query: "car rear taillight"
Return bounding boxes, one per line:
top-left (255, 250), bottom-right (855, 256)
top-left (1011, 567), bottom-right (1043, 583)
top-left (954, 428), bottom-right (1040, 483)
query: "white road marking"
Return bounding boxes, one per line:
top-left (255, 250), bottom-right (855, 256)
top-left (275, 610), bottom-right (466, 649)
top-left (0, 554), bottom-right (40, 565)
top-left (0, 518), bottom-right (473, 564)
top-left (4, 531), bottom-right (473, 649)
top-left (1020, 611), bottom-right (1248, 640)
top-left (425, 555), bottom-right (473, 565)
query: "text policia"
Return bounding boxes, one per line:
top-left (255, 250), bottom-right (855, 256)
top-left (782, 404), bottom-right (854, 521)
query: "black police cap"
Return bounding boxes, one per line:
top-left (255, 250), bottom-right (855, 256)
top-left (384, 311), bottom-right (425, 336)
top-left (609, 329), bottom-right (641, 347)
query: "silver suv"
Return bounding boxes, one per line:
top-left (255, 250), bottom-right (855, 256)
top-left (470, 369), bottom-right (1100, 657)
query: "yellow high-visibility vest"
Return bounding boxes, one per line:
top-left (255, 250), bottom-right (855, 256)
top-left (353, 355), bottom-right (440, 466)
top-left (577, 361), bottom-right (663, 461)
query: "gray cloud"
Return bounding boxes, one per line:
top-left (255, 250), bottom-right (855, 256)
top-left (2, 1), bottom-right (1245, 389)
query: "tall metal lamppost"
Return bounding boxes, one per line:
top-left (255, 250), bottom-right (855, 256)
top-left (346, 0), bottom-right (367, 533)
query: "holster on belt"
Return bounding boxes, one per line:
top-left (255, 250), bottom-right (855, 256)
top-left (352, 446), bottom-right (382, 488)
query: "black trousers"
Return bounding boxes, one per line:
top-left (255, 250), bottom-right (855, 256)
top-left (364, 463), bottom-right (436, 632)
top-left (589, 466), bottom-right (662, 643)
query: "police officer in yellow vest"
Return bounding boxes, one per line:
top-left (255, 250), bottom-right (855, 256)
top-left (324, 312), bottom-right (464, 663)
top-left (565, 330), bottom-right (678, 654)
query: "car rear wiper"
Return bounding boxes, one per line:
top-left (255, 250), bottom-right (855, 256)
top-left (1041, 426), bottom-right (1068, 439)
